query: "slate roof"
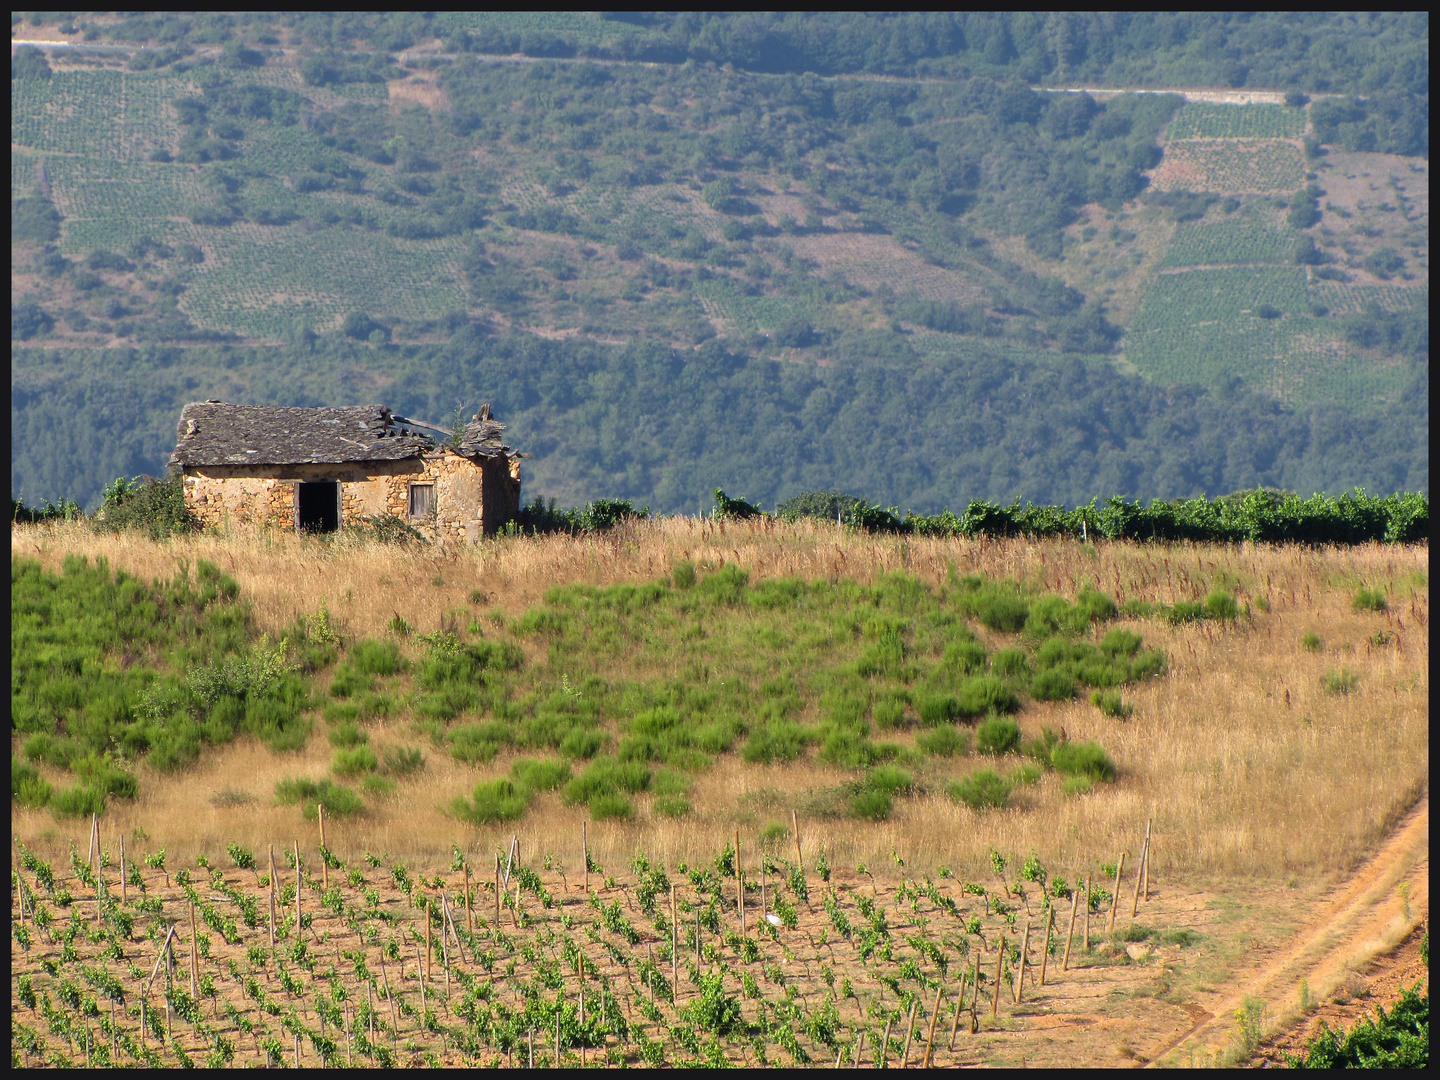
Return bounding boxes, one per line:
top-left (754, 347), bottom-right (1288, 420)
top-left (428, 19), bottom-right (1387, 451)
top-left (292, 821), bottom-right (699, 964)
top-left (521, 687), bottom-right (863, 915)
top-left (168, 402), bottom-right (516, 467)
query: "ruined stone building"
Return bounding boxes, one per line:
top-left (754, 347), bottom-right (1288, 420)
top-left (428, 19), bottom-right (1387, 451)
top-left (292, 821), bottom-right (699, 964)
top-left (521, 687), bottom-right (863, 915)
top-left (168, 402), bottom-right (522, 540)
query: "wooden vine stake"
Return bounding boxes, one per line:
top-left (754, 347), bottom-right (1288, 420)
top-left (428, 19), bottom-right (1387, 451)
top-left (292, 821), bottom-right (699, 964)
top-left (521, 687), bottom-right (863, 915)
top-left (1131, 839), bottom-right (1146, 919)
top-left (900, 999), bottom-right (918, 1067)
top-left (1142, 818), bottom-right (1152, 901)
top-left (1107, 851), bottom-right (1127, 932)
top-left (948, 969), bottom-right (967, 1049)
top-left (268, 845), bottom-right (277, 950)
top-left (464, 862), bottom-right (472, 934)
top-left (922, 985), bottom-right (943, 1067)
top-left (1039, 905), bottom-right (1054, 986)
top-left (670, 885), bottom-right (679, 997)
top-left (89, 812), bottom-right (98, 871)
top-left (735, 829), bottom-right (744, 939)
top-left (294, 841), bottom-right (302, 932)
top-left (1014, 921), bottom-right (1030, 1004)
top-left (581, 820), bottom-right (588, 894)
top-left (318, 804), bottom-right (328, 891)
top-left (189, 901), bottom-right (201, 998)
top-left (1082, 877), bottom-right (1090, 951)
top-left (494, 855), bottom-right (501, 925)
top-left (1062, 886), bottom-right (1079, 970)
top-left (991, 943), bottom-right (1004, 1016)
top-left (424, 893), bottom-right (432, 983)
top-left (879, 1017), bottom-right (892, 1068)
top-left (119, 834), bottom-right (127, 905)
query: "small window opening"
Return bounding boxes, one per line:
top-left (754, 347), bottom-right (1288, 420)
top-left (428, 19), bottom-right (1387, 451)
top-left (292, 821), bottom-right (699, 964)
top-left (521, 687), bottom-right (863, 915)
top-left (409, 483), bottom-right (435, 518)
top-left (297, 481), bottom-right (340, 534)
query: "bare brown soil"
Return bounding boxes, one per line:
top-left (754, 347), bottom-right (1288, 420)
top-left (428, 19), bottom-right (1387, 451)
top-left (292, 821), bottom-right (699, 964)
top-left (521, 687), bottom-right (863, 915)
top-left (1149, 795), bottom-right (1428, 1066)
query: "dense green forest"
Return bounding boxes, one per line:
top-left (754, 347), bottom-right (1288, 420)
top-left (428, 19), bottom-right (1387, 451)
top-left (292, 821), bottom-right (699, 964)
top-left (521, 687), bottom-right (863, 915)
top-left (10, 12), bottom-right (1430, 511)
top-left (12, 338), bottom-right (1427, 514)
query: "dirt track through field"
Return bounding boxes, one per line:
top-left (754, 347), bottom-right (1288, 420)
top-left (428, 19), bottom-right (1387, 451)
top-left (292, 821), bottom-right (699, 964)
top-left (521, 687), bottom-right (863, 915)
top-left (1145, 793), bottom-right (1429, 1067)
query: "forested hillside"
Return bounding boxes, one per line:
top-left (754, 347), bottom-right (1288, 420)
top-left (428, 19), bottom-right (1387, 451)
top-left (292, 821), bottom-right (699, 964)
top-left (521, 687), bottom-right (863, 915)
top-left (10, 12), bottom-right (1429, 511)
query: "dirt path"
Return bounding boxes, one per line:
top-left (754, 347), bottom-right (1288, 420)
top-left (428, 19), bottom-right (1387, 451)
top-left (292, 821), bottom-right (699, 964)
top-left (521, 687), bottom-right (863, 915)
top-left (1145, 794), bottom-right (1429, 1067)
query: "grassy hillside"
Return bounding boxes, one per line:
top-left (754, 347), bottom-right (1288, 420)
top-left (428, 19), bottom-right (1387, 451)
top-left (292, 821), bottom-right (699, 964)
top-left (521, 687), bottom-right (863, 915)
top-left (11, 519), bottom-right (1429, 880)
top-left (9, 14), bottom-right (1430, 511)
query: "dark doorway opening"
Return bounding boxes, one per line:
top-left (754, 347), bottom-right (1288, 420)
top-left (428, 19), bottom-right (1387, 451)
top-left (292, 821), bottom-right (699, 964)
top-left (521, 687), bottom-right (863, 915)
top-left (297, 481), bottom-right (340, 533)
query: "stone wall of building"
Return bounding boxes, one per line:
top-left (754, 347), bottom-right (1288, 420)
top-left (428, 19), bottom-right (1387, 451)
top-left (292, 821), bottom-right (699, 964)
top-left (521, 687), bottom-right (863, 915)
top-left (181, 450), bottom-right (519, 540)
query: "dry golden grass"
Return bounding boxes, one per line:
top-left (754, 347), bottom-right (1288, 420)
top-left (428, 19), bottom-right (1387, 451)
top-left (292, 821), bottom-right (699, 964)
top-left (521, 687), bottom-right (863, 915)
top-left (11, 519), bottom-right (1429, 885)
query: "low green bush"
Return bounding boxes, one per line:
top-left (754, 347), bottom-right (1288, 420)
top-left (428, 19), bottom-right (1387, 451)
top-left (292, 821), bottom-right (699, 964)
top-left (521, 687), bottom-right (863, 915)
top-left (510, 757), bottom-right (571, 791)
top-left (1282, 980), bottom-right (1427, 1067)
top-left (1009, 762), bottom-right (1043, 786)
top-left (916, 725), bottom-right (969, 757)
top-left (565, 758), bottom-right (650, 805)
top-left (916, 694), bottom-right (959, 726)
top-left (1090, 690), bottom-right (1133, 719)
top-left (949, 770), bottom-right (1010, 810)
top-left (1352, 588), bottom-right (1388, 613)
top-left (559, 728), bottom-right (605, 759)
top-left (1050, 740), bottom-right (1117, 782)
top-left (1061, 775), bottom-right (1093, 796)
top-left (589, 792), bottom-right (633, 820)
top-left (849, 787), bottom-right (893, 821)
top-left (957, 675), bottom-right (1020, 717)
top-left (976, 715), bottom-right (1021, 755)
top-left (1322, 667), bottom-right (1360, 695)
top-left (274, 777), bottom-right (363, 818)
top-left (991, 647), bottom-right (1030, 679)
top-left (1100, 629), bottom-right (1144, 658)
top-left (327, 722), bottom-right (367, 747)
top-left (1205, 590), bottom-right (1240, 620)
top-left (332, 746), bottom-right (378, 777)
top-left (867, 764), bottom-right (913, 795)
top-left (741, 722), bottom-right (808, 764)
top-left (1030, 668), bottom-right (1076, 701)
top-left (381, 746), bottom-right (424, 775)
top-left (452, 779), bottom-right (531, 824)
top-left (654, 795), bottom-right (691, 817)
top-left (449, 722), bottom-right (512, 765)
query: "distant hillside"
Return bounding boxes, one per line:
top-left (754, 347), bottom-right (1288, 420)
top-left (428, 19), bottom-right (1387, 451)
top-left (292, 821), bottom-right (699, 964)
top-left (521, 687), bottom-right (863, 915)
top-left (10, 12), bottom-right (1429, 509)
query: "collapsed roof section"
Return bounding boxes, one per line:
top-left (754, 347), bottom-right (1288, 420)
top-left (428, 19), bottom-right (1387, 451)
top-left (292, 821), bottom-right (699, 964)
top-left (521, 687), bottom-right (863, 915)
top-left (168, 402), bottom-right (519, 467)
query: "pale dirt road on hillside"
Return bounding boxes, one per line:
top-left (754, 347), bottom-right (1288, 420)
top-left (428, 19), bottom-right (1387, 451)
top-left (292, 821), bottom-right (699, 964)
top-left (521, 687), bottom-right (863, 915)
top-left (1145, 793), bottom-right (1429, 1067)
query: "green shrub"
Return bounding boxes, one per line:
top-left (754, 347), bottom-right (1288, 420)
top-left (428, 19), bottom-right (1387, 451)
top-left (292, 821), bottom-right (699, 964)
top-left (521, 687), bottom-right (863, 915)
top-left (381, 747), bottom-right (424, 775)
top-left (50, 784), bottom-right (108, 818)
top-left (1166, 600), bottom-right (1206, 624)
top-left (991, 648), bottom-right (1030, 679)
top-left (975, 716), bottom-right (1021, 755)
top-left (1352, 588), bottom-right (1388, 613)
top-left (1282, 980), bottom-right (1427, 1068)
top-left (1030, 668), bottom-right (1076, 701)
top-left (350, 639), bottom-right (405, 676)
top-left (1100, 629), bottom-right (1144, 658)
top-left (1322, 667), bottom-right (1360, 696)
top-left (12, 758), bottom-right (52, 809)
top-left (510, 757), bottom-right (571, 791)
top-left (1050, 740), bottom-right (1117, 782)
top-left (452, 779), bottom-right (531, 824)
top-left (274, 777), bottom-right (364, 818)
top-left (948, 770), bottom-right (1010, 810)
top-left (328, 722), bottom-right (367, 748)
top-left (741, 722), bottom-right (808, 764)
top-left (654, 795), bottom-right (691, 817)
top-left (1009, 763), bottom-right (1043, 786)
top-left (867, 764), bottom-right (913, 795)
top-left (559, 728), bottom-right (605, 759)
top-left (1205, 590), bottom-right (1239, 620)
top-left (1090, 690), bottom-right (1133, 719)
top-left (941, 640), bottom-right (988, 675)
top-left (963, 585), bottom-right (1030, 632)
top-left (565, 758), bottom-right (651, 805)
top-left (332, 746), bottom-right (378, 777)
top-left (362, 775), bottom-right (396, 797)
top-left (916, 694), bottom-right (959, 726)
top-left (672, 560), bottom-right (697, 589)
top-left (1061, 775), bottom-right (1093, 796)
top-left (957, 676), bottom-right (1020, 717)
top-left (1075, 587), bottom-right (1118, 623)
top-left (1301, 631), bottom-right (1323, 651)
top-left (872, 693), bottom-right (909, 730)
top-left (94, 473), bottom-right (198, 540)
top-left (916, 726), bottom-right (969, 757)
top-left (450, 722), bottom-right (512, 765)
top-left (849, 788), bottom-right (893, 821)
top-left (589, 792), bottom-right (633, 820)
